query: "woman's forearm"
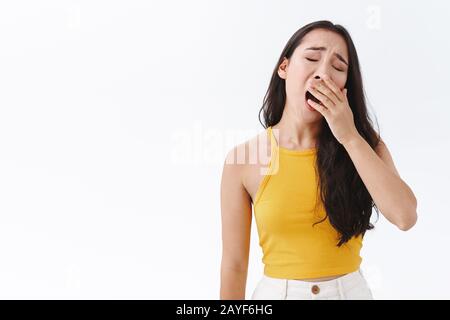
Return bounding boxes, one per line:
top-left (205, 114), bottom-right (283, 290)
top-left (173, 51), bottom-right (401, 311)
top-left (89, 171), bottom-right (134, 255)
top-left (343, 134), bottom-right (417, 230)
top-left (220, 267), bottom-right (248, 300)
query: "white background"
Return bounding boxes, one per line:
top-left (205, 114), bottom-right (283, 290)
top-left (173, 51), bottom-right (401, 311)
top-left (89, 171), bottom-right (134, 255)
top-left (0, 0), bottom-right (449, 299)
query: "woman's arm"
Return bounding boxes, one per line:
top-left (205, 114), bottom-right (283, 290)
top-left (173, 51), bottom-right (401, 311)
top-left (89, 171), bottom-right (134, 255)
top-left (343, 136), bottom-right (418, 231)
top-left (220, 145), bottom-right (252, 300)
top-left (307, 76), bottom-right (417, 231)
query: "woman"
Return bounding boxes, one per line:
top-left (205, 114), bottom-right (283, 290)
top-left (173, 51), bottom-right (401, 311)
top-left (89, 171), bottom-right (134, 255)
top-left (220, 20), bottom-right (418, 300)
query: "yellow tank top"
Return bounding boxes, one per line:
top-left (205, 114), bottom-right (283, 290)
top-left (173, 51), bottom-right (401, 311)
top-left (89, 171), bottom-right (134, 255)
top-left (253, 126), bottom-right (363, 279)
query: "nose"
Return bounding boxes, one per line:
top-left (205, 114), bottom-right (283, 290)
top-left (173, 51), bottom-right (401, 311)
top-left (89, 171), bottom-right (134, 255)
top-left (313, 73), bottom-right (334, 83)
top-left (314, 63), bottom-right (332, 81)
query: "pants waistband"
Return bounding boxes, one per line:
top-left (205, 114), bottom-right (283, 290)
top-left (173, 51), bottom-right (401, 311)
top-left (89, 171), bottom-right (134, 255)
top-left (262, 269), bottom-right (365, 292)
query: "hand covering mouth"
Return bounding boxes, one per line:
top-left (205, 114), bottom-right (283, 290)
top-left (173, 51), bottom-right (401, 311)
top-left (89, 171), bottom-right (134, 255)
top-left (305, 90), bottom-right (324, 106)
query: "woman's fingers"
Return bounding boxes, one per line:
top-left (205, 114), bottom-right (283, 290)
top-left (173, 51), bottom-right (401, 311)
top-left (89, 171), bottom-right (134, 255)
top-left (308, 86), bottom-right (335, 109)
top-left (307, 98), bottom-right (329, 116)
top-left (321, 75), bottom-right (345, 102)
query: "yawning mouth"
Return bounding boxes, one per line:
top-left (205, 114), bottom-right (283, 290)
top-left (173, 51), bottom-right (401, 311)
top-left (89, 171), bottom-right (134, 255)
top-left (305, 91), bottom-right (323, 106)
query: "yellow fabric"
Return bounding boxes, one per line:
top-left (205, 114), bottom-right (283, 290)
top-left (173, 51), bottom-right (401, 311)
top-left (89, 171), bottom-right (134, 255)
top-left (253, 126), bottom-right (363, 279)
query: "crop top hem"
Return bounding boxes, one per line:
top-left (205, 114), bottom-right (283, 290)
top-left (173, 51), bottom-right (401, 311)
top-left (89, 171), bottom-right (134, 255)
top-left (263, 263), bottom-right (361, 280)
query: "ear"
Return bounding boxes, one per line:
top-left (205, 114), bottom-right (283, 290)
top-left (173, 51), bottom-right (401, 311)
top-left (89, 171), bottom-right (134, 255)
top-left (277, 57), bottom-right (289, 79)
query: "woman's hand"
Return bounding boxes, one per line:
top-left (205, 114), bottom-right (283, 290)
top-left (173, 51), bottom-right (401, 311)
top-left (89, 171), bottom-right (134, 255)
top-left (307, 74), bottom-right (360, 146)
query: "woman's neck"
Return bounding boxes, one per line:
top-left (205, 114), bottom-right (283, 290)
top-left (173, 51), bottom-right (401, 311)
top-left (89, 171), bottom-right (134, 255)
top-left (272, 114), bottom-right (321, 149)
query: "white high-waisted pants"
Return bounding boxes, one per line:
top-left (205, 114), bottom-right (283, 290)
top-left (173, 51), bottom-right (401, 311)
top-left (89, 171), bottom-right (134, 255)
top-left (250, 269), bottom-right (374, 300)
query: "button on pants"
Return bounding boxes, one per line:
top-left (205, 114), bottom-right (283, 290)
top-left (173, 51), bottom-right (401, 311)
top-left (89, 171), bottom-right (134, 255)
top-left (250, 269), bottom-right (374, 300)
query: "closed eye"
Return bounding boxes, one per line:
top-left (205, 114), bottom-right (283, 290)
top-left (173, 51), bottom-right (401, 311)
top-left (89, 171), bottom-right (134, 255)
top-left (306, 57), bottom-right (345, 72)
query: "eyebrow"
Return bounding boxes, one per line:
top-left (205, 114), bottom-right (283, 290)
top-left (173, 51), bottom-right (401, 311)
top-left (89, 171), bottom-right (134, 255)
top-left (305, 46), bottom-right (348, 66)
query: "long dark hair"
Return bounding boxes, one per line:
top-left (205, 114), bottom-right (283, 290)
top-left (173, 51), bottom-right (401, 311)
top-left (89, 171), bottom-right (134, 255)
top-left (258, 20), bottom-right (381, 246)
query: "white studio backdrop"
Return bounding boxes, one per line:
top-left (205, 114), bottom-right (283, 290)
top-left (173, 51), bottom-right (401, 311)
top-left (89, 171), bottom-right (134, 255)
top-left (0, 0), bottom-right (448, 299)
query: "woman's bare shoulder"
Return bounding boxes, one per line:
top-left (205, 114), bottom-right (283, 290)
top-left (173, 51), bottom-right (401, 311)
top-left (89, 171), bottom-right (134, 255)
top-left (222, 129), bottom-right (271, 203)
top-left (223, 128), bottom-right (270, 169)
